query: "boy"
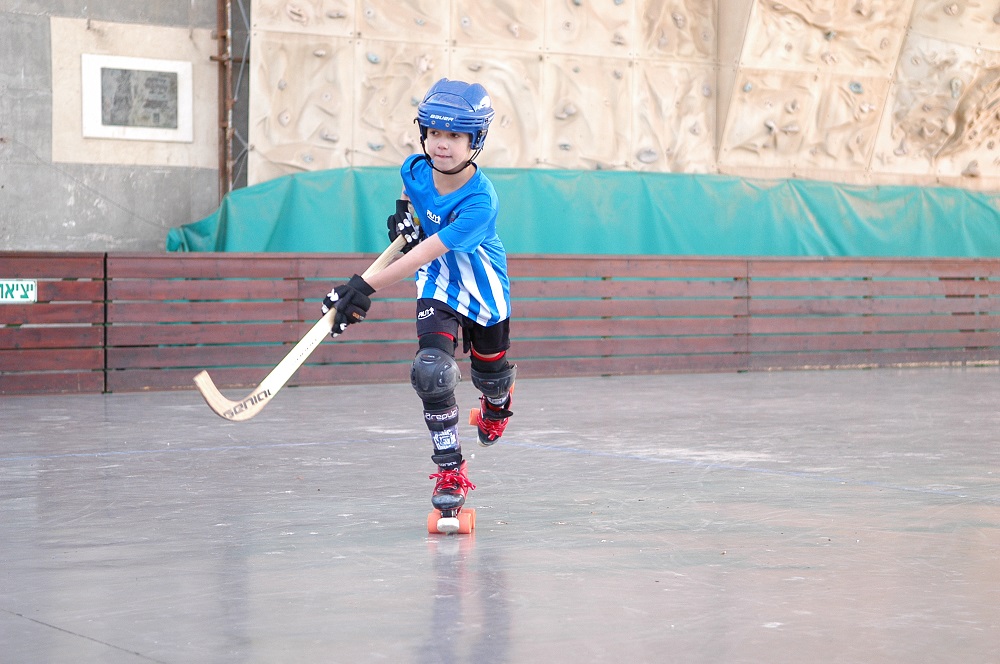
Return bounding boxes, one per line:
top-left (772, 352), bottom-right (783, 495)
top-left (322, 78), bottom-right (515, 522)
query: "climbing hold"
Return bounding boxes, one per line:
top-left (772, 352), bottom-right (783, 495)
top-left (636, 148), bottom-right (659, 164)
top-left (555, 103), bottom-right (577, 120)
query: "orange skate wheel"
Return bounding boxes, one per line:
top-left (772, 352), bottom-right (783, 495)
top-left (427, 508), bottom-right (476, 534)
top-left (469, 408), bottom-right (480, 426)
top-left (459, 508), bottom-right (476, 534)
top-left (427, 510), bottom-right (439, 533)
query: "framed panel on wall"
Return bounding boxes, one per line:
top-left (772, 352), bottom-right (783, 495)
top-left (81, 54), bottom-right (193, 142)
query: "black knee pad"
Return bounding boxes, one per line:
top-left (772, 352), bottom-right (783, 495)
top-left (471, 363), bottom-right (516, 400)
top-left (411, 347), bottom-right (461, 403)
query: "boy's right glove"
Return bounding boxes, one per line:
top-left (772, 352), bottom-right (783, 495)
top-left (321, 274), bottom-right (375, 336)
top-left (386, 199), bottom-right (424, 253)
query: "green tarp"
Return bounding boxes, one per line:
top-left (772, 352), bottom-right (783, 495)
top-left (167, 167), bottom-right (1000, 257)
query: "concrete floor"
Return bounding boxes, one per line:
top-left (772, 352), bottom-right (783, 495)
top-left (2, 367), bottom-right (999, 663)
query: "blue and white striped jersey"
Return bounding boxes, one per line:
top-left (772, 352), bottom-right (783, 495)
top-left (401, 154), bottom-right (510, 326)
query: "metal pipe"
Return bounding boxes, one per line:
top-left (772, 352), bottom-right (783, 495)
top-left (212, 0), bottom-right (234, 199)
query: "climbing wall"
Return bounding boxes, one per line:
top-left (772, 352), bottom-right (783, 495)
top-left (248, 0), bottom-right (1000, 191)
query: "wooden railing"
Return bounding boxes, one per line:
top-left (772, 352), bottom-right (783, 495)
top-left (0, 253), bottom-right (106, 394)
top-left (2, 252), bottom-right (998, 394)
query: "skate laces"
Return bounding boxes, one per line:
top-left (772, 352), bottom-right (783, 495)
top-left (477, 411), bottom-right (508, 437)
top-left (477, 395), bottom-right (512, 440)
top-left (429, 468), bottom-right (476, 492)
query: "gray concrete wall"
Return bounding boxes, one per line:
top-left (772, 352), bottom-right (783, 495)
top-left (0, 1), bottom-right (220, 252)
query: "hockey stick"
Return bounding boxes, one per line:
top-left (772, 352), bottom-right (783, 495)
top-left (193, 235), bottom-right (405, 422)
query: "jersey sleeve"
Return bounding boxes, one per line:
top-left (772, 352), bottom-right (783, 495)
top-left (400, 154), bottom-right (422, 202)
top-left (435, 198), bottom-right (493, 253)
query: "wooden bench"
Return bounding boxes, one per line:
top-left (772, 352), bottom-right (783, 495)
top-left (2, 252), bottom-right (997, 395)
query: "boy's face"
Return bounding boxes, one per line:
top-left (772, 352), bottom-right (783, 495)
top-left (425, 128), bottom-right (473, 172)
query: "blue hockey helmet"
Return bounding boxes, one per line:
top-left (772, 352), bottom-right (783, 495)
top-left (416, 78), bottom-right (495, 150)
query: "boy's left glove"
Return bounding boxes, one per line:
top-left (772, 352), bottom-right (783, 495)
top-left (321, 274), bottom-right (375, 336)
top-left (387, 199), bottom-right (424, 253)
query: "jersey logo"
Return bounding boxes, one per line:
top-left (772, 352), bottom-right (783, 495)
top-left (426, 210), bottom-right (441, 224)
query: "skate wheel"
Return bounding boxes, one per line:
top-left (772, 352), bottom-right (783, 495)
top-left (427, 508), bottom-right (476, 535)
top-left (469, 408), bottom-right (480, 426)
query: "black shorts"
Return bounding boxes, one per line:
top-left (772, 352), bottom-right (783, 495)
top-left (415, 298), bottom-right (510, 356)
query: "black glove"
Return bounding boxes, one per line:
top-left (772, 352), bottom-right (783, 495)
top-left (321, 274), bottom-right (375, 336)
top-left (387, 199), bottom-right (424, 253)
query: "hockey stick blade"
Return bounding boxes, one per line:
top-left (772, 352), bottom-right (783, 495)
top-left (193, 236), bottom-right (405, 421)
top-left (193, 368), bottom-right (273, 422)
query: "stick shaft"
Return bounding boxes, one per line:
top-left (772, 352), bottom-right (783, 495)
top-left (194, 236), bottom-right (405, 421)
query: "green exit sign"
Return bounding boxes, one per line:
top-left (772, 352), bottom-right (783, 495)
top-left (1, 279), bottom-right (38, 303)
